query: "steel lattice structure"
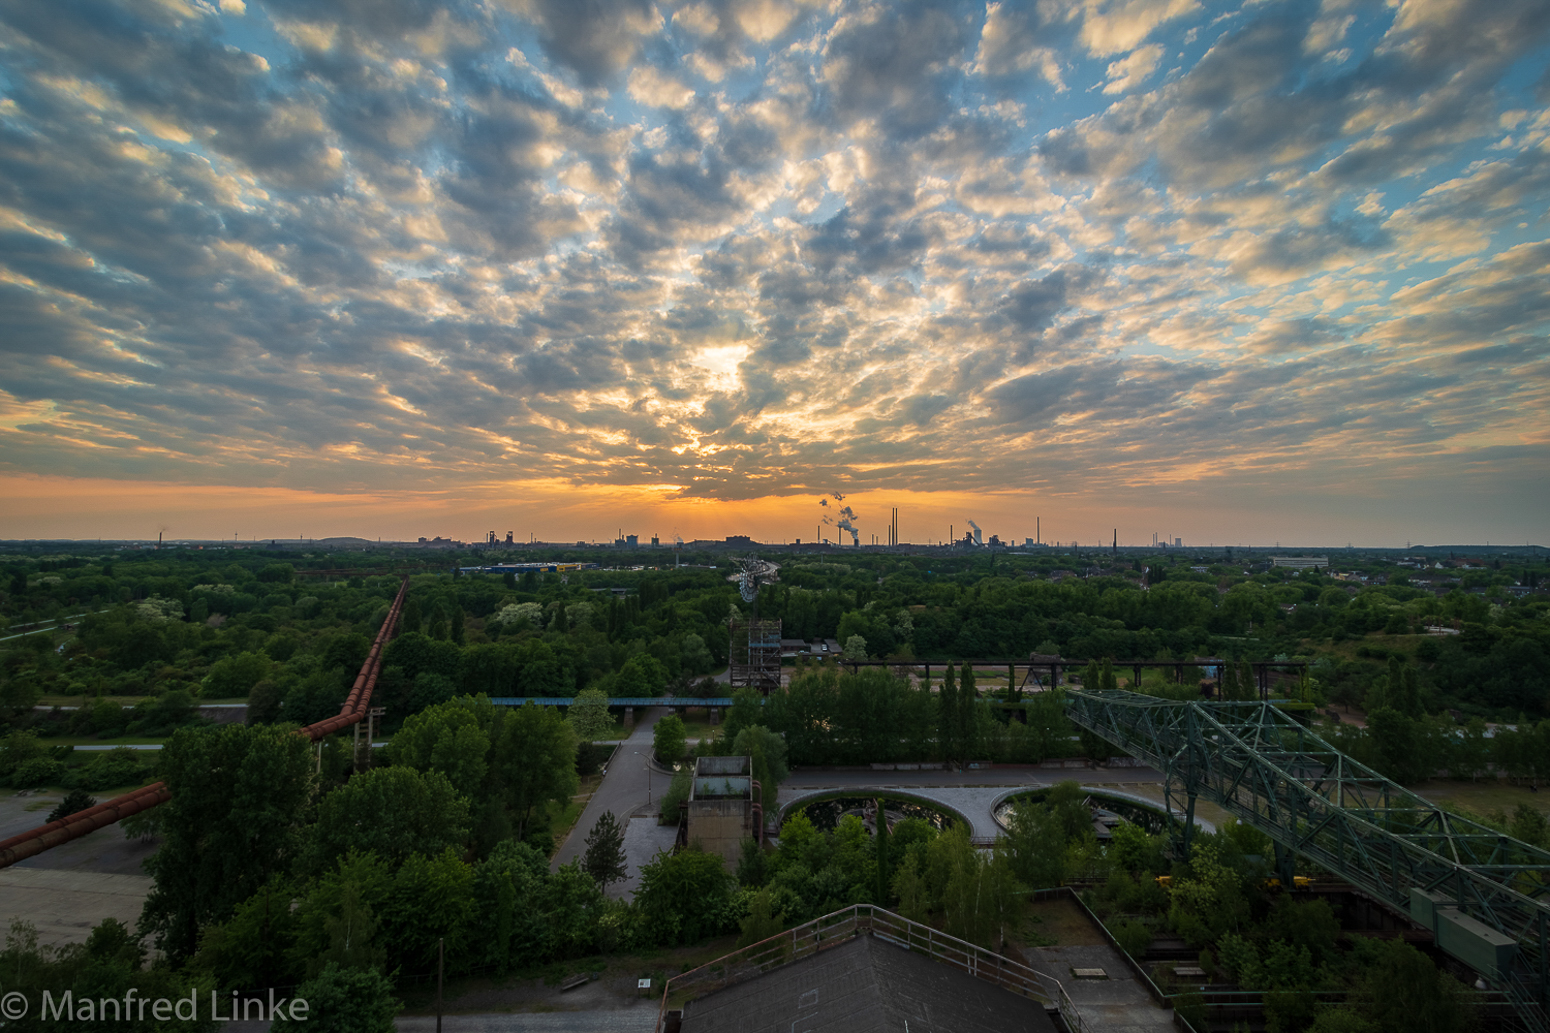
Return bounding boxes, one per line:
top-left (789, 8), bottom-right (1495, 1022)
top-left (1064, 689), bottom-right (1550, 1033)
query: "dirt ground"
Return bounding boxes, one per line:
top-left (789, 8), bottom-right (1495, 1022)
top-left (1020, 896), bottom-right (1108, 948)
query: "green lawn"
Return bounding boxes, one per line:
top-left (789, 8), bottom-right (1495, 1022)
top-left (38, 695), bottom-right (249, 707)
top-left (36, 735), bottom-right (170, 747)
top-left (1412, 779), bottom-right (1550, 819)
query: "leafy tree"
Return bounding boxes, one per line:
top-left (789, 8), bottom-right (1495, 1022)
top-left (937, 663), bottom-right (957, 764)
top-left (247, 679), bottom-right (284, 724)
top-left (842, 634), bottom-right (868, 660)
top-left (583, 811), bottom-right (628, 887)
top-left (306, 766), bottom-right (471, 872)
top-left (140, 723), bottom-right (315, 962)
top-left (567, 688), bottom-right (615, 741)
top-left (318, 880), bottom-right (385, 975)
top-left (957, 662), bottom-right (977, 762)
top-left (190, 876), bottom-right (299, 991)
top-left (496, 701), bottom-right (580, 839)
top-left (1348, 936), bottom-right (1473, 1033)
top-left (737, 889), bottom-right (784, 947)
top-left (616, 653), bottom-right (668, 696)
top-left (388, 698), bottom-right (490, 802)
top-left (283, 669), bottom-right (350, 726)
top-left (654, 713), bottom-right (687, 766)
top-left (271, 962), bottom-right (399, 1033)
top-left (406, 671), bottom-right (457, 715)
top-left (680, 633), bottom-right (714, 676)
top-left (1004, 797), bottom-right (1068, 889)
top-left (203, 651), bottom-right (270, 699)
top-left (635, 847), bottom-right (735, 946)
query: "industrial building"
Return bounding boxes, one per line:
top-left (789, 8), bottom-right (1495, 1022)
top-left (683, 756), bottom-right (761, 865)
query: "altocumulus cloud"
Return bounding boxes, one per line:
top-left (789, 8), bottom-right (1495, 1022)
top-left (0, 0), bottom-right (1546, 507)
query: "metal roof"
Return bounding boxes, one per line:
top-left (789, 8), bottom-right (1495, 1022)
top-left (678, 934), bottom-right (1056, 1033)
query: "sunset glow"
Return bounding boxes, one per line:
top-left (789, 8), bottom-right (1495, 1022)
top-left (1, 0), bottom-right (1546, 544)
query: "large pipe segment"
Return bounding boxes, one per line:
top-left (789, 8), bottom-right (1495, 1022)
top-left (0, 578), bottom-right (409, 870)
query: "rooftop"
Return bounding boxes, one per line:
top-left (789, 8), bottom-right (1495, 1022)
top-left (678, 933), bottom-right (1056, 1033)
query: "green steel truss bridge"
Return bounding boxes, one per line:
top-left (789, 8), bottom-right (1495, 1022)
top-left (1064, 689), bottom-right (1550, 1033)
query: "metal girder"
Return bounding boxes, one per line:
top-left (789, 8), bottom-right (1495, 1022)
top-left (1064, 689), bottom-right (1550, 1033)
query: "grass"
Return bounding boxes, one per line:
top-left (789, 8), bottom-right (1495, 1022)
top-left (45, 735), bottom-right (170, 746)
top-left (37, 695), bottom-right (249, 707)
top-left (1020, 896), bottom-right (1108, 947)
top-left (1411, 778), bottom-right (1550, 819)
top-left (547, 772), bottom-right (606, 859)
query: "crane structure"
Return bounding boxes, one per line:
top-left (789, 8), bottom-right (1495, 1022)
top-left (727, 557), bottom-right (781, 692)
top-left (1063, 688), bottom-right (1550, 1033)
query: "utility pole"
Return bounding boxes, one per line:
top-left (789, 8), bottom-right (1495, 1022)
top-left (436, 937), bottom-right (444, 1033)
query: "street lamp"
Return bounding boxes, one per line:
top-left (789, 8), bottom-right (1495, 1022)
top-left (633, 750), bottom-right (651, 805)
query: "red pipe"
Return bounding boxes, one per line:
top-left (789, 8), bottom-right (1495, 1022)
top-left (0, 578), bottom-right (409, 869)
top-left (0, 783), bottom-right (171, 868)
top-left (0, 781), bottom-right (167, 852)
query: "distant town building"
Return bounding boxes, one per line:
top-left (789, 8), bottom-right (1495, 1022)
top-left (1271, 556), bottom-right (1329, 570)
top-left (725, 534), bottom-right (756, 545)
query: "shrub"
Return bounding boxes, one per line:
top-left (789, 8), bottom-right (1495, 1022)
top-left (79, 747), bottom-right (151, 791)
top-left (11, 756), bottom-right (65, 789)
top-left (47, 787), bottom-right (98, 823)
top-left (1111, 917), bottom-right (1152, 957)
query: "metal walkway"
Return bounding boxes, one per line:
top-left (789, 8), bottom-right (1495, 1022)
top-left (1063, 688), bottom-right (1550, 1033)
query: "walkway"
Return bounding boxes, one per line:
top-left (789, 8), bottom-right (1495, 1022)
top-left (551, 707), bottom-right (673, 897)
top-left (775, 764), bottom-right (1216, 840)
top-left (1028, 944), bottom-right (1175, 1033)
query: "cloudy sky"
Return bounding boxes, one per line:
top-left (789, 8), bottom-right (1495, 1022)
top-left (1, 0), bottom-right (1547, 546)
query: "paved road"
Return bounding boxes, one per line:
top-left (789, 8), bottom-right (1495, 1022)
top-left (551, 708), bottom-right (670, 889)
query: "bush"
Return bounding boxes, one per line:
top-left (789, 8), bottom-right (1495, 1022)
top-left (11, 756), bottom-right (64, 788)
top-left (635, 846), bottom-right (736, 946)
top-left (658, 767), bottom-right (692, 826)
top-left (1111, 917), bottom-right (1152, 957)
top-left (271, 962), bottom-right (398, 1033)
top-left (47, 787), bottom-right (98, 823)
top-left (79, 747), bottom-right (151, 791)
top-left (576, 741), bottom-right (615, 777)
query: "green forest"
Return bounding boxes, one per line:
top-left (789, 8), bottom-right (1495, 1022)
top-left (1, 542), bottom-right (1546, 1033)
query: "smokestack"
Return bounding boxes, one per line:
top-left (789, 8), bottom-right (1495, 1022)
top-left (1037, 517), bottom-right (1040, 545)
top-left (1113, 529), bottom-right (1117, 554)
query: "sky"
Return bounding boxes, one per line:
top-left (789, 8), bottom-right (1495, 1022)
top-left (0, 0), bottom-right (1547, 548)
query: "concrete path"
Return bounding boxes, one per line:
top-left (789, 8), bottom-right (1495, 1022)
top-left (0, 867), bottom-right (154, 948)
top-left (1029, 944), bottom-right (1175, 1033)
top-left (776, 766), bottom-right (1216, 841)
top-left (396, 1009), bottom-right (658, 1033)
top-left (551, 708), bottom-right (668, 891)
top-left (613, 817), bottom-right (680, 898)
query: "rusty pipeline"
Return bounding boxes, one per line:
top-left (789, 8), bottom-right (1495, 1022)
top-left (0, 578), bottom-right (409, 870)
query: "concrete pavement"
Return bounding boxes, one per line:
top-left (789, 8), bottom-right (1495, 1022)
top-left (0, 867), bottom-right (154, 947)
top-left (774, 763), bottom-right (1221, 840)
top-left (551, 707), bottom-right (671, 895)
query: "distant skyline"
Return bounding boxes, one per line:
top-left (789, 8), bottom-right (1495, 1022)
top-left (1, 0), bottom-right (1547, 546)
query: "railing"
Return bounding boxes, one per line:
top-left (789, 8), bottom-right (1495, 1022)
top-left (654, 904), bottom-right (1083, 1032)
